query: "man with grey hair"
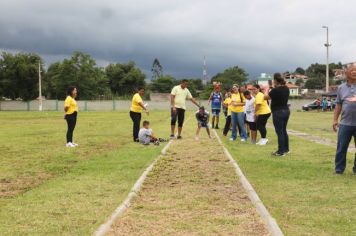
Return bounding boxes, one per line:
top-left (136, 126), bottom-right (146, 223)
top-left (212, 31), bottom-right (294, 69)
top-left (333, 62), bottom-right (356, 175)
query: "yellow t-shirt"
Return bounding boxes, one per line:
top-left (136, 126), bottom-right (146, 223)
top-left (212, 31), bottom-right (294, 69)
top-left (223, 97), bottom-right (232, 116)
top-left (171, 85), bottom-right (193, 110)
top-left (130, 93), bottom-right (143, 113)
top-left (230, 93), bottom-right (245, 113)
top-left (64, 96), bottom-right (78, 115)
top-left (254, 92), bottom-right (271, 115)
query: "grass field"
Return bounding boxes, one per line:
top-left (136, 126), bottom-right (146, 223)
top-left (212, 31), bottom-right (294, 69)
top-left (1, 110), bottom-right (355, 235)
top-left (288, 110), bottom-right (337, 140)
top-left (0, 111), bottom-right (171, 235)
top-left (219, 111), bottom-right (356, 235)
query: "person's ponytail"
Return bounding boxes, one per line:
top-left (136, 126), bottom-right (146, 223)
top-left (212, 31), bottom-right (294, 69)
top-left (273, 73), bottom-right (286, 86)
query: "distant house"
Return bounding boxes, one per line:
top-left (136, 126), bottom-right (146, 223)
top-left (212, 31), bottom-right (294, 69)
top-left (333, 69), bottom-right (345, 82)
top-left (256, 73), bottom-right (272, 86)
top-left (284, 73), bottom-right (308, 85)
top-left (287, 83), bottom-right (300, 96)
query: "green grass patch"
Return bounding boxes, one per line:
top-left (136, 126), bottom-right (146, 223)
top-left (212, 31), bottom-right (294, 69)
top-left (219, 125), bottom-right (356, 235)
top-left (0, 111), bottom-right (171, 235)
top-left (288, 111), bottom-right (337, 140)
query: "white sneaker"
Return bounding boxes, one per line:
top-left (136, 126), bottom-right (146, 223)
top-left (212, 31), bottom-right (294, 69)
top-left (72, 142), bottom-right (79, 147)
top-left (229, 138), bottom-right (235, 141)
top-left (259, 138), bottom-right (269, 146)
top-left (66, 142), bottom-right (76, 147)
top-left (241, 138), bottom-right (246, 142)
top-left (256, 139), bottom-right (262, 145)
top-left (195, 136), bottom-right (199, 141)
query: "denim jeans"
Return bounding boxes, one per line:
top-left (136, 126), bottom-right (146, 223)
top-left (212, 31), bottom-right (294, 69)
top-left (231, 111), bottom-right (247, 140)
top-left (272, 109), bottom-right (290, 154)
top-left (335, 124), bottom-right (356, 173)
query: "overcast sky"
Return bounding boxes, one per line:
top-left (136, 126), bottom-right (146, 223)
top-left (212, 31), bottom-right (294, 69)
top-left (0, 0), bottom-right (355, 79)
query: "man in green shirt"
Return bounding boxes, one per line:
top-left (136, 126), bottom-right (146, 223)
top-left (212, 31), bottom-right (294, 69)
top-left (170, 79), bottom-right (200, 139)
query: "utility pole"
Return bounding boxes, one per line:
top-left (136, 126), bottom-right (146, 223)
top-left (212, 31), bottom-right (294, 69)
top-left (38, 62), bottom-right (42, 111)
top-left (322, 26), bottom-right (331, 93)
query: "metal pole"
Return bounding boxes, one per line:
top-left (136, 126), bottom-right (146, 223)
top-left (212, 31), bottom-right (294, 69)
top-left (38, 62), bottom-right (43, 111)
top-left (326, 27), bottom-right (329, 93)
top-left (323, 26), bottom-right (331, 93)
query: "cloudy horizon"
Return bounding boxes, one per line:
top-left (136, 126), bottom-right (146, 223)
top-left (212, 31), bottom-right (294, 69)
top-left (0, 0), bottom-right (355, 80)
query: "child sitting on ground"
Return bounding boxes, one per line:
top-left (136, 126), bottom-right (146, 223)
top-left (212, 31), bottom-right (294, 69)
top-left (195, 106), bottom-right (211, 141)
top-left (138, 120), bottom-right (167, 146)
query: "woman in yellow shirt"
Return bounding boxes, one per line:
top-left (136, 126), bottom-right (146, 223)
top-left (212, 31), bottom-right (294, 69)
top-left (222, 90), bottom-right (232, 136)
top-left (130, 87), bottom-right (148, 142)
top-left (229, 85), bottom-right (247, 141)
top-left (253, 84), bottom-right (271, 145)
top-left (64, 86), bottom-right (79, 147)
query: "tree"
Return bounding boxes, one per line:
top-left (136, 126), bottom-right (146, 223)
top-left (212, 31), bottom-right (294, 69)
top-left (150, 75), bottom-right (176, 93)
top-left (304, 78), bottom-right (324, 89)
top-left (305, 62), bottom-right (342, 79)
top-left (210, 66), bottom-right (248, 87)
top-left (151, 58), bottom-right (163, 80)
top-left (188, 78), bottom-right (204, 91)
top-left (106, 61), bottom-right (146, 97)
top-left (295, 67), bottom-right (305, 75)
top-left (45, 51), bottom-right (108, 100)
top-left (0, 52), bottom-right (43, 101)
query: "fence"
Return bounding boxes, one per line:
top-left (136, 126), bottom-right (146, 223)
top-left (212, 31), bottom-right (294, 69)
top-left (0, 99), bottom-right (313, 112)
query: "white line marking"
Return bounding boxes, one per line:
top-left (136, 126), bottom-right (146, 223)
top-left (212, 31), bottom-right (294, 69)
top-left (213, 129), bottom-right (284, 236)
top-left (95, 113), bottom-right (194, 236)
top-left (94, 140), bottom-right (173, 236)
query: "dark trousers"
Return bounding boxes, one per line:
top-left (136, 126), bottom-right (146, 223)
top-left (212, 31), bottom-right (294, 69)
top-left (272, 109), bottom-right (290, 153)
top-left (171, 108), bottom-right (185, 127)
top-left (256, 113), bottom-right (271, 138)
top-left (65, 112), bottom-right (77, 143)
top-left (335, 124), bottom-right (356, 173)
top-left (130, 111), bottom-right (141, 141)
top-left (223, 115), bottom-right (231, 135)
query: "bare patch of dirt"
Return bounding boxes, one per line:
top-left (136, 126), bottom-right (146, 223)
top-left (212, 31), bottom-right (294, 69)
top-left (0, 172), bottom-right (52, 197)
top-left (109, 136), bottom-right (269, 235)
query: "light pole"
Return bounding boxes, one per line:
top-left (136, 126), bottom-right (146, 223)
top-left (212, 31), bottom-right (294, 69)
top-left (38, 62), bottom-right (42, 111)
top-left (322, 26), bottom-right (331, 92)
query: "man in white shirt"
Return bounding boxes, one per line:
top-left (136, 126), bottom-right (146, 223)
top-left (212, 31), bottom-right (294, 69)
top-left (243, 90), bottom-right (257, 144)
top-left (170, 79), bottom-right (200, 139)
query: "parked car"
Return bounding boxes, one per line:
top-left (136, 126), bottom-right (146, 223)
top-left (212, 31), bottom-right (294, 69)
top-left (302, 100), bottom-right (337, 111)
top-left (302, 102), bottom-right (319, 111)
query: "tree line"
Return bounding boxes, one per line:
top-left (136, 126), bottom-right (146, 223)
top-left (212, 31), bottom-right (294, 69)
top-left (290, 62), bottom-right (343, 89)
top-left (0, 52), bottom-right (250, 101)
top-left (1, 50), bottom-right (340, 101)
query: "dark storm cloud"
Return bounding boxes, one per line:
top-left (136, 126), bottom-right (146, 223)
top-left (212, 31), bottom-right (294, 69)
top-left (0, 0), bottom-right (356, 79)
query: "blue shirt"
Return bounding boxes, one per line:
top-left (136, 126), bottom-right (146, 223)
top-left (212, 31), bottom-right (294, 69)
top-left (336, 82), bottom-right (356, 126)
top-left (211, 92), bottom-right (222, 109)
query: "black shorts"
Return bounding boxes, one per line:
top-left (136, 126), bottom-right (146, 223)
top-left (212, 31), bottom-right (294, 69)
top-left (171, 108), bottom-right (185, 127)
top-left (198, 121), bottom-right (208, 128)
top-left (246, 121), bottom-right (257, 131)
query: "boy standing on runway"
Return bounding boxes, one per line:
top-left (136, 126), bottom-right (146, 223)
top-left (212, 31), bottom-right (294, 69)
top-left (195, 106), bottom-right (211, 141)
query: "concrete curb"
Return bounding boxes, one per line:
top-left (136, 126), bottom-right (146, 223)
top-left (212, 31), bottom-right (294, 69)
top-left (94, 139), bottom-right (173, 236)
top-left (213, 130), bottom-right (284, 236)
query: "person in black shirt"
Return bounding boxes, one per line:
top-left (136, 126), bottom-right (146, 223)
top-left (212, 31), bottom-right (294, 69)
top-left (265, 73), bottom-right (290, 156)
top-left (195, 106), bottom-right (211, 140)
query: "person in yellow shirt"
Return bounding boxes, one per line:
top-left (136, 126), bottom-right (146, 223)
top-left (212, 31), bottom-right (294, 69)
top-left (223, 90), bottom-right (232, 136)
top-left (253, 84), bottom-right (271, 145)
top-left (170, 79), bottom-right (200, 139)
top-left (130, 87), bottom-right (149, 142)
top-left (64, 86), bottom-right (79, 147)
top-left (229, 85), bottom-right (247, 141)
